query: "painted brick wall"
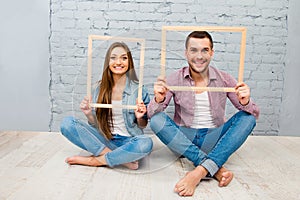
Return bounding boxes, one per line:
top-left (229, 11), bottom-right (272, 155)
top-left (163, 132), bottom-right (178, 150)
top-left (49, 0), bottom-right (289, 135)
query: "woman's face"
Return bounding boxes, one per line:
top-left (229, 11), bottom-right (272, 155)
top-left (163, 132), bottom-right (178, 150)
top-left (109, 47), bottom-right (129, 76)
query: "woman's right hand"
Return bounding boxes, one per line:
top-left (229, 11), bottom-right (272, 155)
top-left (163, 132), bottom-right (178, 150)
top-left (80, 96), bottom-right (92, 116)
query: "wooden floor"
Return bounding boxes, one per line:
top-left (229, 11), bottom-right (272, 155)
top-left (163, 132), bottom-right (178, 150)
top-left (0, 131), bottom-right (300, 200)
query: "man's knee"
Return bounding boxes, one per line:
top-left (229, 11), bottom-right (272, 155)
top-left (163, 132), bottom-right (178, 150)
top-left (149, 112), bottom-right (167, 134)
top-left (236, 111), bottom-right (257, 136)
top-left (239, 111), bottom-right (256, 127)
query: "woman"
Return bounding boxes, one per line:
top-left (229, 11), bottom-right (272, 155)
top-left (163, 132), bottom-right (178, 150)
top-left (60, 42), bottom-right (152, 170)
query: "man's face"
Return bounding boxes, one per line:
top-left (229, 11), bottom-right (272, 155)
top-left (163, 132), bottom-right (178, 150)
top-left (185, 37), bottom-right (214, 74)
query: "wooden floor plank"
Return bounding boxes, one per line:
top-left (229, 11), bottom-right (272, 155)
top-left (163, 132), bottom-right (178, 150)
top-left (229, 136), bottom-right (300, 200)
top-left (0, 131), bottom-right (38, 158)
top-left (0, 131), bottom-right (300, 200)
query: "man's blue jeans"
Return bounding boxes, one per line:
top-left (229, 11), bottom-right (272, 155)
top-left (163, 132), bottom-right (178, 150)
top-left (150, 111), bottom-right (256, 176)
top-left (60, 116), bottom-right (153, 167)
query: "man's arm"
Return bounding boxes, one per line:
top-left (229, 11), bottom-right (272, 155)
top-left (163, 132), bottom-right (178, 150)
top-left (147, 76), bottom-right (171, 118)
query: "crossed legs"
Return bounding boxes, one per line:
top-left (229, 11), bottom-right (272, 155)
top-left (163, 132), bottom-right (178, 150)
top-left (150, 111), bottom-right (255, 196)
top-left (60, 116), bottom-right (153, 170)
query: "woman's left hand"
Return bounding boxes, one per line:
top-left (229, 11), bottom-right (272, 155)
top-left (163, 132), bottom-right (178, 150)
top-left (135, 100), bottom-right (147, 119)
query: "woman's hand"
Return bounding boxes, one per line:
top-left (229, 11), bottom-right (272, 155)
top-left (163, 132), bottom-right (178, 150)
top-left (80, 96), bottom-right (92, 116)
top-left (80, 96), bottom-right (96, 125)
top-left (135, 100), bottom-right (146, 119)
top-left (135, 100), bottom-right (148, 128)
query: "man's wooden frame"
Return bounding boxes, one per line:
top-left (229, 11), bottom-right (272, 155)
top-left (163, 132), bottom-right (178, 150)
top-left (87, 35), bottom-right (145, 109)
top-left (161, 26), bottom-right (247, 92)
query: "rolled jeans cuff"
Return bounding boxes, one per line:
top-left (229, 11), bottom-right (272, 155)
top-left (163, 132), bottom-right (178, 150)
top-left (104, 153), bottom-right (113, 167)
top-left (201, 159), bottom-right (219, 177)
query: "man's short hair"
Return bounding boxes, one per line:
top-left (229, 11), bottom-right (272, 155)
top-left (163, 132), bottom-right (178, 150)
top-left (185, 31), bottom-right (213, 49)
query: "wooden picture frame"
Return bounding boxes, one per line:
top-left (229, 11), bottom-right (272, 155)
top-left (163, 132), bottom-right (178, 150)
top-left (160, 26), bottom-right (247, 92)
top-left (87, 35), bottom-right (145, 109)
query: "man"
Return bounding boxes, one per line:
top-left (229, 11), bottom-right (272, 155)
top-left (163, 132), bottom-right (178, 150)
top-left (147, 31), bottom-right (259, 196)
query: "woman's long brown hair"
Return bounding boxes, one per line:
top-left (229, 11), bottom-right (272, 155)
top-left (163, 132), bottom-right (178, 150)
top-left (96, 42), bottom-right (138, 139)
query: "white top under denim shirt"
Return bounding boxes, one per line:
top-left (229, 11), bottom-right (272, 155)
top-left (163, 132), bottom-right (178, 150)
top-left (91, 75), bottom-right (150, 137)
top-left (111, 100), bottom-right (130, 136)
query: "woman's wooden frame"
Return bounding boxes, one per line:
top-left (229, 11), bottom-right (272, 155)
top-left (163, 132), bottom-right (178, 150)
top-left (87, 35), bottom-right (145, 109)
top-left (161, 26), bottom-right (247, 92)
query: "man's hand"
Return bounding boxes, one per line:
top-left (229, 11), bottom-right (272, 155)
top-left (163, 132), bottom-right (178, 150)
top-left (235, 82), bottom-right (250, 106)
top-left (154, 76), bottom-right (168, 103)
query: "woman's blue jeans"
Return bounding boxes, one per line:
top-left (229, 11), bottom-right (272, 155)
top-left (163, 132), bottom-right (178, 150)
top-left (60, 116), bottom-right (153, 167)
top-left (150, 111), bottom-right (256, 176)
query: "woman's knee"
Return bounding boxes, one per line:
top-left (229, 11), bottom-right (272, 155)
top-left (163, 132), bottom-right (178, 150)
top-left (136, 135), bottom-right (153, 154)
top-left (60, 116), bottom-right (76, 136)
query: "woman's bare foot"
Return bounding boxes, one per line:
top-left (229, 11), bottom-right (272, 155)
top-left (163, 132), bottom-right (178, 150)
top-left (122, 161), bottom-right (139, 170)
top-left (66, 155), bottom-right (139, 170)
top-left (174, 165), bottom-right (208, 196)
top-left (66, 155), bottom-right (106, 166)
top-left (214, 167), bottom-right (234, 187)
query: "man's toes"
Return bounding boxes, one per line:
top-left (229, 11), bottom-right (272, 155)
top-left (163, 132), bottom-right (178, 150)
top-left (174, 185), bottom-right (185, 193)
top-left (219, 177), bottom-right (226, 187)
top-left (223, 171), bottom-right (232, 178)
top-left (179, 189), bottom-right (187, 196)
top-left (180, 188), bottom-right (193, 196)
top-left (219, 172), bottom-right (233, 187)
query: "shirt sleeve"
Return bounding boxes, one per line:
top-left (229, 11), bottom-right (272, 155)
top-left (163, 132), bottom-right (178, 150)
top-left (235, 98), bottom-right (260, 119)
top-left (147, 90), bottom-right (173, 118)
top-left (226, 78), bottom-right (260, 119)
top-left (147, 70), bottom-right (179, 118)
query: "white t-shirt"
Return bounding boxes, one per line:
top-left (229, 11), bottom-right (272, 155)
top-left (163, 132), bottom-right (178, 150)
top-left (111, 100), bottom-right (130, 136)
top-left (191, 91), bottom-right (216, 129)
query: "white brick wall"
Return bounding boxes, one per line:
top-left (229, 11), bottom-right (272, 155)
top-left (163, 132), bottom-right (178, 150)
top-left (49, 0), bottom-right (289, 135)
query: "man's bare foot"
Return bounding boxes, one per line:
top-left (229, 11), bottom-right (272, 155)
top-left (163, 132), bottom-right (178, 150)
top-left (66, 155), bottom-right (106, 166)
top-left (174, 165), bottom-right (208, 196)
top-left (214, 167), bottom-right (233, 187)
top-left (122, 161), bottom-right (139, 170)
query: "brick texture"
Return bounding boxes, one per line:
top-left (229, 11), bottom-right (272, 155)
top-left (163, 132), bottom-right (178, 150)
top-left (49, 0), bottom-right (289, 135)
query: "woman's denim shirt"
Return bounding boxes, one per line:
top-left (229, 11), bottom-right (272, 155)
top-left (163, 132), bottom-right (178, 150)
top-left (92, 77), bottom-right (150, 136)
